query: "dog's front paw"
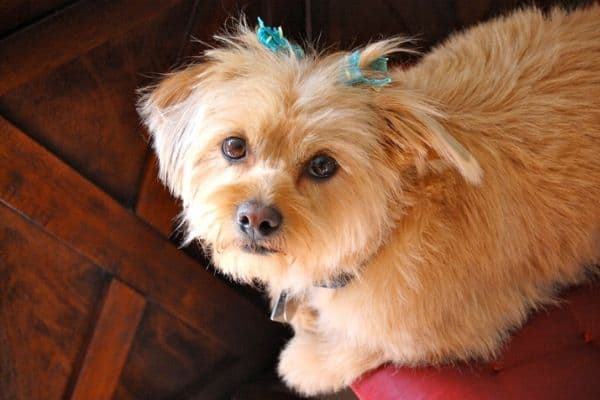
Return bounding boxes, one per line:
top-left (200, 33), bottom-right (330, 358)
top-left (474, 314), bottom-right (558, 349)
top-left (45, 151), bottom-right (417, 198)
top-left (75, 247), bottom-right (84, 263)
top-left (278, 335), bottom-right (351, 397)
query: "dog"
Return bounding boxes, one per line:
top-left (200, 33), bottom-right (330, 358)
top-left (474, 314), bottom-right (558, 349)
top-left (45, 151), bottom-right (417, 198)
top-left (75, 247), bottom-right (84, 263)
top-left (139, 6), bottom-right (600, 396)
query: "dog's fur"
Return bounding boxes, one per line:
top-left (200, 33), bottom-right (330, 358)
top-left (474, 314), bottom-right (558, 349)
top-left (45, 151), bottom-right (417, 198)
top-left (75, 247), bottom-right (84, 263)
top-left (139, 6), bottom-right (600, 396)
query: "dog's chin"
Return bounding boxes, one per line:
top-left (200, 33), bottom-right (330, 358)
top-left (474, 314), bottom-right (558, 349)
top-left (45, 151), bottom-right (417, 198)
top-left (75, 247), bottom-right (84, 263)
top-left (241, 243), bottom-right (279, 256)
top-left (215, 242), bottom-right (352, 292)
top-left (211, 242), bottom-right (292, 287)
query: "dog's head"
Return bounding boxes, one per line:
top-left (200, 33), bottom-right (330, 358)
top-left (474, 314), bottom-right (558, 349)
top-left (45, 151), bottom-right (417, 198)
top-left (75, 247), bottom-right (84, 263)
top-left (139, 20), bottom-right (481, 293)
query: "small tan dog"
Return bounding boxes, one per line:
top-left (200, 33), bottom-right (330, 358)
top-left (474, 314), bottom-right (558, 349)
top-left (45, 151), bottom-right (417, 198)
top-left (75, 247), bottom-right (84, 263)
top-left (139, 6), bottom-right (600, 396)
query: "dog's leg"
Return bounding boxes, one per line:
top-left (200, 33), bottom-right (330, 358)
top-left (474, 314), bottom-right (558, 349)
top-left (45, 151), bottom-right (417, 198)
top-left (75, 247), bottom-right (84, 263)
top-left (278, 332), bottom-right (384, 396)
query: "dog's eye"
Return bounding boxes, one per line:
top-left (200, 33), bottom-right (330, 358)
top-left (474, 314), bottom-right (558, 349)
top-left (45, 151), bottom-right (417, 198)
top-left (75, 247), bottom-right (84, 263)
top-left (222, 137), bottom-right (246, 161)
top-left (306, 154), bottom-right (338, 180)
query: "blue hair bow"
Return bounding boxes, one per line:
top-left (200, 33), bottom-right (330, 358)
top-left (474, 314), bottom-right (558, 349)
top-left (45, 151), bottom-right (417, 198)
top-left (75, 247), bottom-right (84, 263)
top-left (343, 51), bottom-right (392, 87)
top-left (256, 17), bottom-right (304, 57)
top-left (256, 18), bottom-right (391, 88)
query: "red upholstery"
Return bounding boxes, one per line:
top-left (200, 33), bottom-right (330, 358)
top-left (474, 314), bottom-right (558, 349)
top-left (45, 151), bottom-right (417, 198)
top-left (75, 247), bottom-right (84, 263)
top-left (352, 281), bottom-right (600, 400)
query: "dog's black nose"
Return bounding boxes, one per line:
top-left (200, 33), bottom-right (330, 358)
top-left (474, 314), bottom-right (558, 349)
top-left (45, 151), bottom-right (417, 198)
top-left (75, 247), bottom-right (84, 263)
top-left (236, 201), bottom-right (282, 239)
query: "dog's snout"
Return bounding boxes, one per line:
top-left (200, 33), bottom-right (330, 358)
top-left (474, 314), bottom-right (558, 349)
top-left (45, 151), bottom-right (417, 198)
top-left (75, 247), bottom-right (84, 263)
top-left (236, 201), bottom-right (282, 239)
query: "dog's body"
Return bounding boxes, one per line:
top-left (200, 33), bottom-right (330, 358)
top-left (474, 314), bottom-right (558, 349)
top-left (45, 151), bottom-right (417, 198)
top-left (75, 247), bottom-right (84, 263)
top-left (140, 6), bottom-right (600, 396)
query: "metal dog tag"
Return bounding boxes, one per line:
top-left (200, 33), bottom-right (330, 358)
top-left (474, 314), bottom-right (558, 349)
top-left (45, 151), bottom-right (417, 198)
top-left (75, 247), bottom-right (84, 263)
top-left (270, 291), bottom-right (298, 324)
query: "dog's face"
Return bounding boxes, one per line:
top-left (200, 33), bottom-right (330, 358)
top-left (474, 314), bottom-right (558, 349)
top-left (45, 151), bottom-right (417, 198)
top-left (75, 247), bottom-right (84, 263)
top-left (139, 25), bottom-right (481, 293)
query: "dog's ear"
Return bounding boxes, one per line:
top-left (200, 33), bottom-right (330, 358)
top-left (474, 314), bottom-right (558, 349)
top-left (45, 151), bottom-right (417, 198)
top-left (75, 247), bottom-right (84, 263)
top-left (347, 39), bottom-right (481, 184)
top-left (138, 63), bottom-right (213, 197)
top-left (375, 90), bottom-right (483, 185)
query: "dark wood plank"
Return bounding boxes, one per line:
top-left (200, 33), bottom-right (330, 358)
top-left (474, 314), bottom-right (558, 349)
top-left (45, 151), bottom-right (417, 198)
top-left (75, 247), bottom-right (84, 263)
top-left (309, 0), bottom-right (587, 54)
top-left (0, 116), bottom-right (281, 365)
top-left (309, 0), bottom-right (464, 52)
top-left (232, 379), bottom-right (357, 400)
top-left (114, 302), bottom-right (235, 400)
top-left (70, 280), bottom-right (145, 400)
top-left (263, 0), bottom-right (307, 38)
top-left (0, 0), bottom-right (74, 37)
top-left (135, 151), bottom-right (180, 237)
top-left (0, 203), bottom-right (109, 400)
top-left (231, 371), bottom-right (308, 400)
top-left (180, 0), bottom-right (306, 62)
top-left (0, 0), bottom-right (198, 206)
top-left (309, 0), bottom-right (411, 50)
top-left (0, 0), bottom-right (186, 96)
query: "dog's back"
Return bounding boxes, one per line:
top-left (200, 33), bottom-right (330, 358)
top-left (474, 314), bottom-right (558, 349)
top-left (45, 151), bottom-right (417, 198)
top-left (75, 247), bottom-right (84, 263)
top-left (376, 5), bottom-right (600, 362)
top-left (403, 5), bottom-right (600, 284)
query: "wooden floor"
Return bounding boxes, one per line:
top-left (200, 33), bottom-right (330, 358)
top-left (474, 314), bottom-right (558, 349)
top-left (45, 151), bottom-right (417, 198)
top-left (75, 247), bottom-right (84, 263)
top-left (0, 0), bottom-right (589, 399)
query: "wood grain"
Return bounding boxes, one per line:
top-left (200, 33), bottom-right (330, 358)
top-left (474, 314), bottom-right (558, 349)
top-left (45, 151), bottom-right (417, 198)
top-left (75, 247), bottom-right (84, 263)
top-left (114, 302), bottom-right (234, 399)
top-left (135, 151), bottom-right (181, 237)
top-left (0, 116), bottom-right (281, 360)
top-left (309, 0), bottom-right (585, 55)
top-left (69, 280), bottom-right (145, 400)
top-left (0, 0), bottom-right (185, 96)
top-left (178, 0), bottom-right (306, 64)
top-left (0, 0), bottom-right (198, 206)
top-left (0, 203), bottom-right (109, 400)
top-left (0, 0), bottom-right (74, 37)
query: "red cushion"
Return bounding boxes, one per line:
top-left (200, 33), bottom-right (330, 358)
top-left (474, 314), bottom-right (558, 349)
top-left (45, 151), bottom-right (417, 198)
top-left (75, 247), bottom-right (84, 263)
top-left (352, 281), bottom-right (600, 400)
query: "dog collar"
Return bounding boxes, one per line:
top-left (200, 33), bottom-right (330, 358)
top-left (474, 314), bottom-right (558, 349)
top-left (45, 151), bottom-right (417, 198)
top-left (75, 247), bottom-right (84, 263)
top-left (314, 271), bottom-right (356, 289)
top-left (270, 272), bottom-right (356, 323)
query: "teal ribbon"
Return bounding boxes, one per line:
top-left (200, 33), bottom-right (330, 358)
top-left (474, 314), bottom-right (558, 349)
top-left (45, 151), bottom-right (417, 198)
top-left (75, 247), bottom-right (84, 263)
top-left (343, 51), bottom-right (392, 87)
top-left (257, 17), bottom-right (304, 57)
top-left (256, 18), bottom-right (391, 88)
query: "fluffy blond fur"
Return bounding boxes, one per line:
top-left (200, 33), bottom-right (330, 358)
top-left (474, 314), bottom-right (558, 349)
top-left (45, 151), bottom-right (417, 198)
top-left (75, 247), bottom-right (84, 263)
top-left (139, 6), bottom-right (600, 396)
